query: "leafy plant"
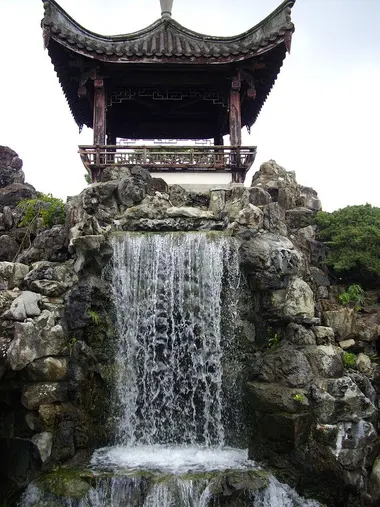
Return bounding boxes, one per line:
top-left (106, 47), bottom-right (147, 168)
top-left (343, 352), bottom-right (356, 368)
top-left (338, 284), bottom-right (365, 310)
top-left (88, 310), bottom-right (101, 325)
top-left (267, 332), bottom-right (281, 349)
top-left (315, 204), bottom-right (380, 286)
top-left (293, 393), bottom-right (307, 403)
top-left (63, 337), bottom-right (77, 356)
top-left (18, 192), bottom-right (66, 229)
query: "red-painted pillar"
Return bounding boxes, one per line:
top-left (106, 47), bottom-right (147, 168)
top-left (229, 80), bottom-right (243, 182)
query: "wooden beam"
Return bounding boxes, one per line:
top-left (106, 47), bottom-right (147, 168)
top-left (92, 78), bottom-right (106, 182)
top-left (93, 79), bottom-right (106, 146)
top-left (229, 83), bottom-right (244, 183)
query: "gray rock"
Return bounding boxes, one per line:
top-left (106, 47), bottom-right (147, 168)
top-left (147, 177), bottom-right (168, 195)
top-left (21, 382), bottom-right (68, 410)
top-left (169, 184), bottom-right (189, 207)
top-left (247, 382), bottom-right (309, 414)
top-left (80, 181), bottom-right (119, 224)
top-left (285, 207), bottom-right (314, 230)
top-left (117, 176), bottom-right (147, 207)
top-left (263, 202), bottom-right (287, 235)
top-left (283, 277), bottom-right (314, 319)
top-left (2, 206), bottom-right (14, 228)
top-left (299, 185), bottom-right (322, 211)
top-left (260, 345), bottom-right (314, 388)
top-left (2, 291), bottom-right (41, 321)
top-left (121, 195), bottom-right (171, 220)
top-left (130, 165), bottom-right (152, 182)
top-left (7, 314), bottom-right (65, 370)
top-left (339, 339), bottom-right (356, 350)
top-left (356, 353), bottom-right (373, 376)
top-left (323, 308), bottom-right (356, 340)
top-left (237, 204), bottom-right (263, 228)
top-left (311, 376), bottom-right (376, 423)
top-left (209, 189), bottom-right (226, 218)
top-left (0, 261), bottom-right (29, 289)
top-left (369, 455), bottom-right (380, 499)
top-left (0, 183), bottom-right (36, 207)
top-left (306, 345), bottom-right (344, 378)
top-left (0, 166), bottom-right (25, 187)
top-left (0, 235), bottom-right (19, 261)
top-left (248, 186), bottom-right (272, 206)
top-left (310, 266), bottom-right (331, 287)
top-left (239, 232), bottom-right (303, 290)
top-left (31, 432), bottom-right (53, 462)
top-left (27, 280), bottom-right (67, 297)
top-left (224, 185), bottom-right (249, 221)
top-left (313, 326), bottom-right (335, 345)
top-left (72, 234), bottom-right (113, 273)
top-left (18, 225), bottom-right (69, 264)
top-left (101, 165), bottom-right (130, 181)
top-left (25, 357), bottom-right (69, 381)
top-left (0, 146), bottom-right (21, 167)
top-left (285, 322), bottom-right (316, 345)
top-left (166, 206), bottom-right (214, 219)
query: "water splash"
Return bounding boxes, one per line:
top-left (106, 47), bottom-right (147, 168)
top-left (111, 232), bottom-right (239, 447)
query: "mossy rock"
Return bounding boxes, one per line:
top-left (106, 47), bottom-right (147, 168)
top-left (208, 469), bottom-right (269, 504)
top-left (36, 470), bottom-right (91, 499)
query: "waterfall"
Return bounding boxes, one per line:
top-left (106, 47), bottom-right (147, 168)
top-left (20, 232), bottom-right (321, 507)
top-left (111, 232), bottom-right (239, 447)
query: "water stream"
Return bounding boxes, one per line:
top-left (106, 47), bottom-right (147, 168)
top-left (20, 233), bottom-right (320, 507)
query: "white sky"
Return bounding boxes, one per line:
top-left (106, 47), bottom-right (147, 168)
top-left (1, 0), bottom-right (379, 211)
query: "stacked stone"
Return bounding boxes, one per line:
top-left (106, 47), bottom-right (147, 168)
top-left (1, 148), bottom-right (380, 506)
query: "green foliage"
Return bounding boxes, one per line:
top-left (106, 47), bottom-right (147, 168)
top-left (84, 173), bottom-right (91, 184)
top-left (63, 337), bottom-right (77, 356)
top-left (343, 352), bottom-right (356, 368)
top-left (88, 310), bottom-right (101, 325)
top-left (18, 192), bottom-right (66, 229)
top-left (316, 204), bottom-right (380, 285)
top-left (338, 284), bottom-right (365, 310)
top-left (293, 393), bottom-right (307, 403)
top-left (267, 332), bottom-right (281, 349)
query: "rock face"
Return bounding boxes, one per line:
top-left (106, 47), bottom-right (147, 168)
top-left (1, 149), bottom-right (380, 507)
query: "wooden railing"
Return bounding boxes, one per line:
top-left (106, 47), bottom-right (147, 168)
top-left (78, 145), bottom-right (257, 174)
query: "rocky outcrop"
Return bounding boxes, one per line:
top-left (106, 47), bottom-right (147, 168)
top-left (1, 149), bottom-right (380, 507)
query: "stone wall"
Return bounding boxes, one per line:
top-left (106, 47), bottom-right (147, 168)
top-left (1, 147), bottom-right (380, 506)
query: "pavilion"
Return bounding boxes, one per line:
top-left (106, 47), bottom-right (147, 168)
top-left (41, 0), bottom-right (295, 184)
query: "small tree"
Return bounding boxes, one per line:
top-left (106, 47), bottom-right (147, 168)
top-left (316, 204), bottom-right (380, 286)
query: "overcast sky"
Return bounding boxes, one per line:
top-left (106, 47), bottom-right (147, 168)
top-left (1, 0), bottom-right (379, 211)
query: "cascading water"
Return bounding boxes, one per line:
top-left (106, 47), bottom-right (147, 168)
top-left (20, 233), bottom-right (321, 507)
top-left (111, 233), bottom-right (238, 447)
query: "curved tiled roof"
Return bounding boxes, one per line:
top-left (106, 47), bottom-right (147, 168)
top-left (42, 0), bottom-right (295, 64)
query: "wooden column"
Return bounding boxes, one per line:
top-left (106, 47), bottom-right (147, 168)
top-left (229, 81), bottom-right (243, 182)
top-left (92, 78), bottom-right (106, 182)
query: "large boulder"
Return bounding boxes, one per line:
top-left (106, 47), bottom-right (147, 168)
top-left (239, 232), bottom-right (303, 290)
top-left (2, 291), bottom-right (41, 321)
top-left (259, 344), bottom-right (314, 388)
top-left (311, 376), bottom-right (377, 423)
top-left (25, 357), bottom-right (69, 381)
top-left (24, 260), bottom-right (78, 297)
top-left (21, 382), bottom-right (68, 410)
top-left (0, 183), bottom-right (36, 207)
top-left (18, 225), bottom-right (69, 264)
top-left (0, 236), bottom-right (19, 262)
top-left (251, 160), bottom-right (301, 210)
top-left (7, 311), bottom-right (65, 370)
top-left (117, 175), bottom-right (147, 207)
top-left (0, 261), bottom-right (29, 289)
top-left (282, 277), bottom-right (315, 319)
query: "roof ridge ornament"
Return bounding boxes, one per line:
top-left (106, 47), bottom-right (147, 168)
top-left (160, 0), bottom-right (173, 19)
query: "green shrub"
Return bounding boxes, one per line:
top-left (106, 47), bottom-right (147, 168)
top-left (343, 352), bottom-right (356, 368)
top-left (315, 204), bottom-right (380, 286)
top-left (18, 193), bottom-right (66, 229)
top-left (338, 284), bottom-right (365, 310)
top-left (293, 393), bottom-right (307, 403)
